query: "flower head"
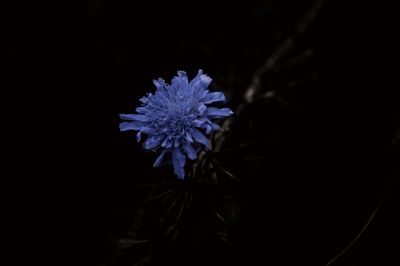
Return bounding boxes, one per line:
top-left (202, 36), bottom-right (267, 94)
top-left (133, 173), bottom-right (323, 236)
top-left (120, 70), bottom-right (233, 179)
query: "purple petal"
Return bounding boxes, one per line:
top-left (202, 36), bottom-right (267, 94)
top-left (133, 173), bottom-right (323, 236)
top-left (119, 121), bottom-right (146, 131)
top-left (201, 92), bottom-right (226, 104)
top-left (185, 131), bottom-right (193, 142)
top-left (199, 121), bottom-right (220, 134)
top-left (153, 150), bottom-right (167, 167)
top-left (155, 85), bottom-right (170, 101)
top-left (192, 119), bottom-right (205, 127)
top-left (143, 136), bottom-right (163, 149)
top-left (120, 114), bottom-right (151, 122)
top-left (205, 125), bottom-right (212, 134)
top-left (172, 148), bottom-right (186, 179)
top-left (204, 107), bottom-right (233, 118)
top-left (191, 128), bottom-right (210, 149)
top-left (135, 106), bottom-right (148, 113)
top-left (136, 131), bottom-right (142, 142)
top-left (196, 103), bottom-right (207, 114)
top-left (189, 69), bottom-right (203, 87)
top-left (174, 138), bottom-right (181, 148)
top-left (199, 74), bottom-right (212, 89)
top-left (119, 114), bottom-right (135, 121)
top-left (170, 72), bottom-right (189, 93)
top-left (210, 122), bottom-right (221, 131)
top-left (139, 127), bottom-right (155, 135)
top-left (177, 71), bottom-right (189, 87)
top-left (152, 78), bottom-right (166, 89)
top-left (189, 70), bottom-right (212, 92)
top-left (173, 148), bottom-right (185, 166)
top-left (165, 141), bottom-right (173, 148)
top-left (183, 142), bottom-right (197, 160)
top-left (161, 137), bottom-right (169, 147)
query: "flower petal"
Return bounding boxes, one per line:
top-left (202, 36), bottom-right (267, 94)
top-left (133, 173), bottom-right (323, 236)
top-left (204, 107), bottom-right (233, 118)
top-left (210, 122), bottom-right (221, 131)
top-left (170, 71), bottom-right (191, 94)
top-left (161, 137), bottom-right (169, 147)
top-left (119, 121), bottom-right (146, 131)
top-left (201, 92), bottom-right (226, 104)
top-left (189, 69), bottom-right (203, 87)
top-left (153, 149), bottom-right (167, 167)
top-left (192, 119), bottom-right (205, 127)
top-left (135, 106), bottom-right (149, 113)
top-left (172, 148), bottom-right (186, 179)
top-left (199, 74), bottom-right (212, 89)
top-left (196, 103), bottom-right (207, 114)
top-left (174, 138), bottom-right (181, 148)
top-left (155, 84), bottom-right (171, 102)
top-left (120, 114), bottom-right (151, 122)
top-left (136, 131), bottom-right (142, 142)
top-left (183, 142), bottom-right (197, 160)
top-left (152, 78), bottom-right (166, 89)
top-left (191, 128), bottom-right (210, 149)
top-left (139, 127), bottom-right (155, 135)
top-left (119, 114), bottom-right (135, 121)
top-left (198, 121), bottom-right (220, 134)
top-left (185, 131), bottom-right (193, 142)
top-left (189, 70), bottom-right (212, 93)
top-left (143, 135), bottom-right (163, 149)
top-left (205, 125), bottom-right (212, 134)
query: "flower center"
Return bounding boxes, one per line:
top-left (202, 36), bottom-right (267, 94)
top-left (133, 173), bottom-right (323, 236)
top-left (164, 112), bottom-right (190, 136)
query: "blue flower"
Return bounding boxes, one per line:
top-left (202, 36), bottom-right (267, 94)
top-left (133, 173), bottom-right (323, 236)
top-left (120, 70), bottom-right (233, 179)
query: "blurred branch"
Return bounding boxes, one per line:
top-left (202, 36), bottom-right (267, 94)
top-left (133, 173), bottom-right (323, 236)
top-left (214, 0), bottom-right (327, 152)
top-left (244, 0), bottom-right (327, 104)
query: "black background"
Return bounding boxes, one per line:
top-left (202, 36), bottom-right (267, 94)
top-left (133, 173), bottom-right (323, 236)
top-left (4, 0), bottom-right (399, 265)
